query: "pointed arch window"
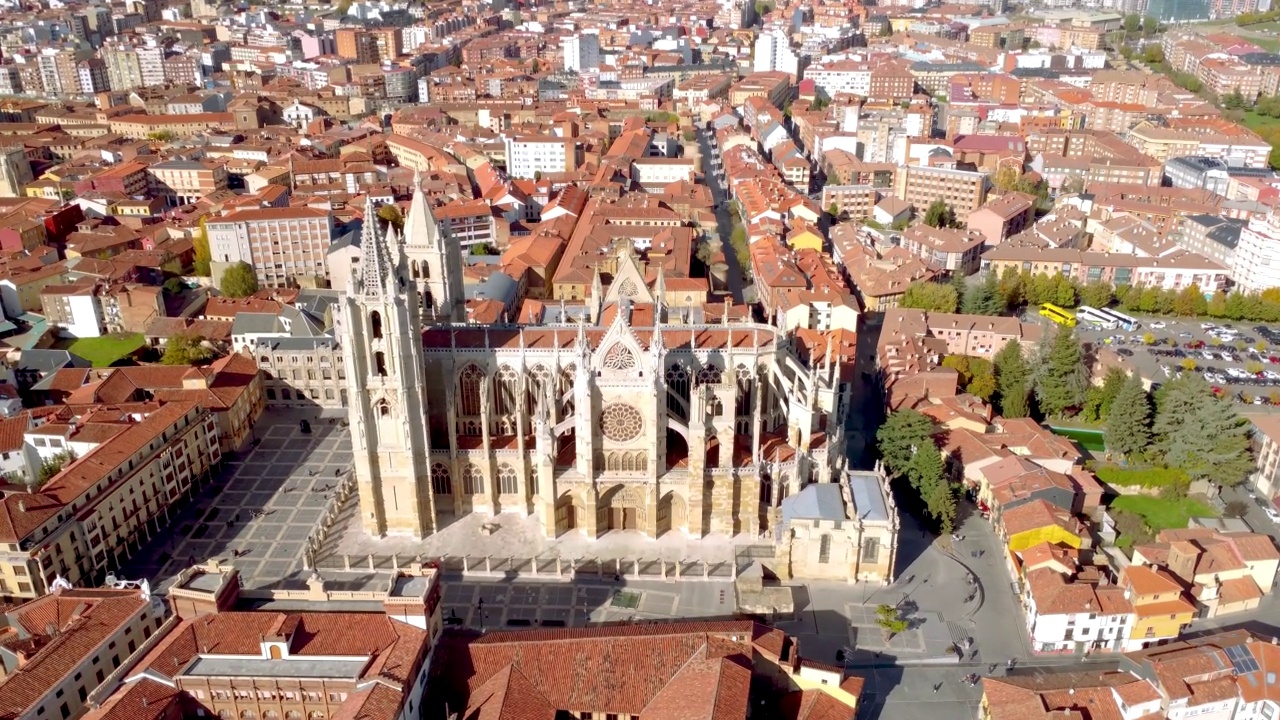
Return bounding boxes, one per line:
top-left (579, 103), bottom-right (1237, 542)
top-left (430, 463), bottom-right (452, 495)
top-left (459, 365), bottom-right (485, 416)
top-left (666, 365), bottom-right (690, 416)
top-left (497, 464), bottom-right (519, 494)
top-left (462, 464), bottom-right (485, 495)
top-left (374, 352), bottom-right (387, 377)
top-left (422, 260), bottom-right (431, 279)
top-left (495, 365), bottom-right (519, 416)
top-left (370, 311), bottom-right (383, 339)
top-left (617, 277), bottom-right (639, 298)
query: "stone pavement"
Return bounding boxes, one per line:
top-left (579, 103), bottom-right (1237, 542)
top-left (438, 576), bottom-right (736, 630)
top-left (121, 412), bottom-right (353, 594)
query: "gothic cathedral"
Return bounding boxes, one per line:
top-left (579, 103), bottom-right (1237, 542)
top-left (341, 180), bottom-right (850, 540)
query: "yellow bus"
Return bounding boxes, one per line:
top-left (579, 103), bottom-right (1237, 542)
top-left (1039, 303), bottom-right (1077, 327)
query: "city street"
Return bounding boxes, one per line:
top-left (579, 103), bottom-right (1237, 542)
top-left (696, 126), bottom-right (747, 303)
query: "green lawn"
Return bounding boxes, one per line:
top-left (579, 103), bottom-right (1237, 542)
top-left (1095, 465), bottom-right (1190, 489)
top-left (1242, 110), bottom-right (1280, 133)
top-left (1049, 426), bottom-right (1106, 453)
top-left (1110, 494), bottom-right (1218, 531)
top-left (56, 333), bottom-right (145, 367)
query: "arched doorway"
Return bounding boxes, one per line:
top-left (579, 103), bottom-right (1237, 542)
top-left (598, 485), bottom-right (647, 532)
top-left (555, 492), bottom-right (585, 535)
top-left (658, 492), bottom-right (687, 535)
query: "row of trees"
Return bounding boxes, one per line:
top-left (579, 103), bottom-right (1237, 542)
top-left (876, 409), bottom-right (957, 533)
top-left (903, 268), bottom-right (1280, 324)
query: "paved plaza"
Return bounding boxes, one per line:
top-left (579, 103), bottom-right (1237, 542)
top-left (121, 411), bottom-right (352, 594)
top-left (438, 576), bottom-right (736, 629)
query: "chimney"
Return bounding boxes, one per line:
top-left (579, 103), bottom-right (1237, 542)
top-left (17, 500), bottom-right (24, 512)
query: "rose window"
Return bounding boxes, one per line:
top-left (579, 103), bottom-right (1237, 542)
top-left (600, 403), bottom-right (644, 442)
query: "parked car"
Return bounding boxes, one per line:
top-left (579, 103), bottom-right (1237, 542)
top-left (1266, 507), bottom-right (1280, 525)
top-left (1150, 321), bottom-right (1166, 329)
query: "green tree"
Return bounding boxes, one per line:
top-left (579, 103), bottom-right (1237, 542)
top-left (875, 409), bottom-right (936, 478)
top-left (377, 202), bottom-right (404, 231)
top-left (875, 604), bottom-right (910, 640)
top-left (941, 355), bottom-right (972, 384)
top-left (994, 338), bottom-right (1031, 418)
top-left (1142, 45), bottom-right (1164, 64)
top-left (1106, 373), bottom-right (1152, 460)
top-left (38, 451), bottom-right (74, 485)
top-left (1208, 290), bottom-right (1228, 317)
top-left (923, 199), bottom-right (957, 228)
top-left (962, 273), bottom-right (1003, 315)
top-left (966, 357), bottom-right (996, 400)
top-left (1080, 366), bottom-right (1131, 422)
top-left (193, 217), bottom-right (211, 276)
top-left (1173, 284), bottom-right (1209, 316)
top-left (1080, 281), bottom-right (1113, 309)
top-left (907, 441), bottom-right (956, 534)
top-left (951, 271), bottom-right (967, 312)
top-left (996, 266), bottom-right (1024, 310)
top-left (828, 202), bottom-right (840, 217)
top-left (219, 261), bottom-right (259, 298)
top-left (161, 333), bottom-right (214, 366)
top-left (1053, 274), bottom-right (1078, 307)
top-left (1034, 326), bottom-right (1088, 418)
top-left (1124, 13), bottom-right (1141, 32)
top-left (1155, 377), bottom-right (1254, 487)
top-left (900, 281), bottom-right (958, 313)
top-left (1143, 15), bottom-right (1158, 34)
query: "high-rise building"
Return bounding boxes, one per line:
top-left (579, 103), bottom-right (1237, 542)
top-left (335, 27), bottom-right (378, 63)
top-left (562, 31), bottom-right (600, 73)
top-left (1232, 209), bottom-right (1280, 293)
top-left (206, 206), bottom-right (336, 289)
top-left (753, 30), bottom-right (803, 77)
top-left (76, 57), bottom-right (108, 94)
top-left (102, 44), bottom-right (144, 91)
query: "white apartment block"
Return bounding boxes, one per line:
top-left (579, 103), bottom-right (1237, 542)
top-left (136, 45), bottom-right (164, 87)
top-left (563, 31), bottom-right (600, 73)
top-left (753, 30), bottom-right (803, 77)
top-left (503, 135), bottom-right (577, 179)
top-left (806, 58), bottom-right (871, 98)
top-left (1231, 210), bottom-right (1280, 294)
top-left (1023, 569), bottom-right (1133, 653)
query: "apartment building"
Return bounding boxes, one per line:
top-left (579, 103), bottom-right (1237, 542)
top-left (1022, 565), bottom-right (1133, 653)
top-left (148, 159), bottom-right (229, 206)
top-left (206, 206), bottom-right (336, 289)
top-left (895, 165), bottom-right (988, 223)
top-left (83, 561), bottom-right (441, 720)
top-left (1121, 565), bottom-right (1196, 650)
top-left (879, 308), bottom-right (1044, 362)
top-left (981, 245), bottom-right (1231, 292)
top-left (229, 292), bottom-right (347, 409)
top-left (728, 71), bottom-right (792, 107)
top-left (1128, 122), bottom-right (1271, 170)
top-left (108, 113), bottom-right (244, 139)
top-left (434, 198), bottom-right (497, 250)
top-left (967, 192), bottom-right (1037, 246)
top-left (899, 225), bottom-right (987, 275)
top-left (0, 588), bottom-right (169, 720)
top-left (503, 135), bottom-right (578, 179)
top-left (1172, 213), bottom-right (1242, 270)
top-left (1248, 413), bottom-right (1280, 503)
top-left (0, 399), bottom-right (221, 600)
top-left (1230, 208), bottom-right (1280, 294)
top-left (335, 28), bottom-right (379, 63)
top-left (41, 283), bottom-right (104, 338)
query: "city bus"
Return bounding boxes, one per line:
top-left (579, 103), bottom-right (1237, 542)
top-left (1076, 305), bottom-right (1118, 330)
top-left (1039, 303), bottom-right (1078, 327)
top-left (1098, 307), bottom-right (1140, 332)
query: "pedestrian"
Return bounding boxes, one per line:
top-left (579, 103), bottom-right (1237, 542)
top-left (933, 683), bottom-right (940, 693)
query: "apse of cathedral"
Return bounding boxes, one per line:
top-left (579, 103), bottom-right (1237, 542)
top-left (338, 178), bottom-right (851, 541)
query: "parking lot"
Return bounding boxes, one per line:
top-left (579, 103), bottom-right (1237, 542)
top-left (1060, 315), bottom-right (1280, 409)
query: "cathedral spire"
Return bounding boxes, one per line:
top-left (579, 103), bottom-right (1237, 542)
top-left (653, 265), bottom-right (666, 323)
top-left (589, 264), bottom-right (603, 324)
top-left (359, 195), bottom-right (394, 297)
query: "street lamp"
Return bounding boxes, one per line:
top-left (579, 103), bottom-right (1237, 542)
top-left (477, 597), bottom-right (485, 630)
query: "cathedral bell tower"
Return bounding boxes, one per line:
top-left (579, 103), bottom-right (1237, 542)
top-left (403, 171), bottom-right (465, 323)
top-left (339, 195), bottom-right (435, 538)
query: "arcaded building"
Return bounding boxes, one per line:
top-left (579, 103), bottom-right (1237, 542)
top-left (339, 181), bottom-right (852, 541)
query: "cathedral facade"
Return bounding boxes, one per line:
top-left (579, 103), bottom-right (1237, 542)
top-left (339, 182), bottom-right (851, 541)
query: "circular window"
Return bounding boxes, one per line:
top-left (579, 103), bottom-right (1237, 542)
top-left (600, 403), bottom-right (644, 443)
